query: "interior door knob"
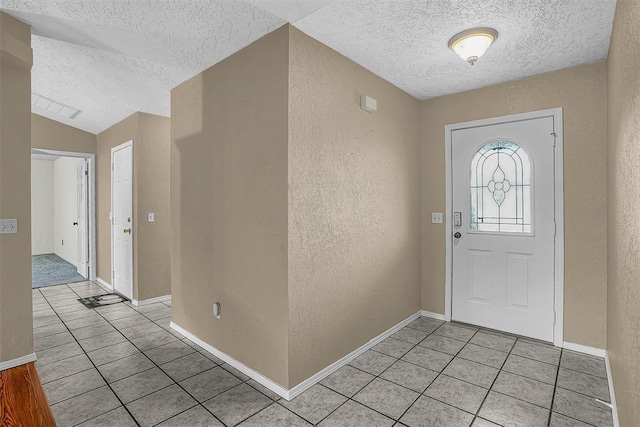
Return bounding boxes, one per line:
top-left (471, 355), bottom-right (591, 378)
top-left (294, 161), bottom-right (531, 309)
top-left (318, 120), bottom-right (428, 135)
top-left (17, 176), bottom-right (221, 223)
top-left (454, 232), bottom-right (462, 239)
top-left (124, 228), bottom-right (131, 234)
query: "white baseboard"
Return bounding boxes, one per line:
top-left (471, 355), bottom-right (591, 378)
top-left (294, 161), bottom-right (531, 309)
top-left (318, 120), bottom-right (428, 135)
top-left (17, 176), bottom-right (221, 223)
top-left (563, 342), bottom-right (618, 424)
top-left (95, 277), bottom-right (112, 292)
top-left (562, 341), bottom-right (606, 358)
top-left (288, 311), bottom-right (421, 399)
top-left (421, 310), bottom-right (446, 321)
top-left (132, 295), bottom-right (171, 307)
top-left (0, 353), bottom-right (37, 372)
top-left (172, 310), bottom-right (421, 401)
top-left (604, 351), bottom-right (620, 427)
top-left (171, 321), bottom-right (290, 399)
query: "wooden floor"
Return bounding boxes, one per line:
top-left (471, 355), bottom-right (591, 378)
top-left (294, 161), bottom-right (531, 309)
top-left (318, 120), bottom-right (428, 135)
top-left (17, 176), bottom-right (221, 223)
top-left (0, 362), bottom-right (56, 426)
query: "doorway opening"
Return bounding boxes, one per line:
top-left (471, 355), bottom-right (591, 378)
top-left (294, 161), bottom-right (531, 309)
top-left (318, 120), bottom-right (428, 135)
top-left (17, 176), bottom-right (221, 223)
top-left (31, 149), bottom-right (96, 288)
top-left (444, 108), bottom-right (564, 346)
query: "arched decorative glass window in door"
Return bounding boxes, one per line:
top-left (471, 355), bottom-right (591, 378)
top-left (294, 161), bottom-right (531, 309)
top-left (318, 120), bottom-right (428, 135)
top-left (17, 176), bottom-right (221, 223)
top-left (470, 140), bottom-right (532, 233)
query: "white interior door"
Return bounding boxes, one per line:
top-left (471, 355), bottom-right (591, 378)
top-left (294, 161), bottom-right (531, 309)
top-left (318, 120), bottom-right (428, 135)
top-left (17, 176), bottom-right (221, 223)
top-left (112, 142), bottom-right (133, 300)
top-left (76, 159), bottom-right (89, 278)
top-left (451, 116), bottom-right (556, 342)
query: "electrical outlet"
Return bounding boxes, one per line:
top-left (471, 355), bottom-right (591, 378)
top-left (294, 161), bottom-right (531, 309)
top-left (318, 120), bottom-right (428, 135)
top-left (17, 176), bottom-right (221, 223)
top-left (431, 213), bottom-right (443, 224)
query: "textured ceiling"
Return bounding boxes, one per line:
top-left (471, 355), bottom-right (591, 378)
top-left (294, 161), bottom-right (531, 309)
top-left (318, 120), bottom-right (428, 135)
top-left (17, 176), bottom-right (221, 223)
top-left (294, 0), bottom-right (617, 100)
top-left (1, 0), bottom-right (616, 134)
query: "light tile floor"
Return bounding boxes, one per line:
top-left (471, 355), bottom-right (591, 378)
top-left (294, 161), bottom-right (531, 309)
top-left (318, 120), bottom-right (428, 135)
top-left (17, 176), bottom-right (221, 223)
top-left (33, 282), bottom-right (614, 427)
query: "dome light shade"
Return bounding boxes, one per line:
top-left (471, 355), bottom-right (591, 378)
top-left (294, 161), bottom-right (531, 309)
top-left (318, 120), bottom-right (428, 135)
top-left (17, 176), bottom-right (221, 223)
top-left (448, 27), bottom-right (498, 65)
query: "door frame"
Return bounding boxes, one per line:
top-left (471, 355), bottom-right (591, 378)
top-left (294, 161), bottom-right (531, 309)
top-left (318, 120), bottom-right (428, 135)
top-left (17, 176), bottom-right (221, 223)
top-left (76, 158), bottom-right (89, 277)
top-left (444, 108), bottom-right (564, 346)
top-left (30, 148), bottom-right (97, 282)
top-left (110, 140), bottom-right (134, 300)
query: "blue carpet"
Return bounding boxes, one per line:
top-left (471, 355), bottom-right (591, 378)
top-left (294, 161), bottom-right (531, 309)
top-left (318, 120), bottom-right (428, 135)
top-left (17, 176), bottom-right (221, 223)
top-left (32, 253), bottom-right (86, 288)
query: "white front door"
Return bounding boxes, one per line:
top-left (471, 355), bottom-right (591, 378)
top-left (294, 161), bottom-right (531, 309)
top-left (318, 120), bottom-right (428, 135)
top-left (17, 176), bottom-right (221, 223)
top-left (451, 115), bottom-right (557, 342)
top-left (76, 158), bottom-right (89, 278)
top-left (112, 141), bottom-right (133, 300)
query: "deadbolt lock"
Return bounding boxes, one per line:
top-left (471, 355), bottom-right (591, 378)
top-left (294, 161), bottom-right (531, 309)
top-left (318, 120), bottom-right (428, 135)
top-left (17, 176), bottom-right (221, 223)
top-left (124, 228), bottom-right (131, 234)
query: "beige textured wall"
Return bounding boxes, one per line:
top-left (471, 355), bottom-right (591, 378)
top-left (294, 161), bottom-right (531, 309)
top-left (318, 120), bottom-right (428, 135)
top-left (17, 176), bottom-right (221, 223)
top-left (135, 113), bottom-right (171, 300)
top-left (96, 112), bottom-right (171, 302)
top-left (421, 62), bottom-right (608, 348)
top-left (171, 26), bottom-right (290, 386)
top-left (96, 113), bottom-right (138, 282)
top-left (32, 114), bottom-right (96, 154)
top-left (0, 13), bottom-right (33, 362)
top-left (288, 28), bottom-right (421, 387)
top-left (607, 0), bottom-right (640, 424)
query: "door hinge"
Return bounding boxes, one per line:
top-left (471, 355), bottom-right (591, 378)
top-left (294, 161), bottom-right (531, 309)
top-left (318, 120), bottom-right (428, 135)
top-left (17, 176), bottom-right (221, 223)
top-left (554, 223), bottom-right (557, 236)
top-left (551, 132), bottom-right (557, 146)
top-left (111, 163), bottom-right (114, 171)
top-left (553, 311), bottom-right (557, 324)
top-left (85, 170), bottom-right (89, 176)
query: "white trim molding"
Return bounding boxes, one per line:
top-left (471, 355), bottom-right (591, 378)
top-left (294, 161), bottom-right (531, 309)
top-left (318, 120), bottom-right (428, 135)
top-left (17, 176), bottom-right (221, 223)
top-left (31, 148), bottom-right (97, 282)
top-left (605, 351), bottom-right (620, 427)
top-left (561, 343), bottom-right (618, 426)
top-left (171, 321), bottom-right (290, 399)
top-left (172, 311), bottom-right (421, 401)
top-left (444, 107), bottom-right (565, 346)
top-left (0, 353), bottom-right (37, 372)
top-left (421, 310), bottom-right (446, 321)
top-left (96, 277), bottom-right (112, 292)
top-left (132, 295), bottom-right (171, 307)
top-left (562, 342), bottom-right (606, 358)
top-left (287, 311), bottom-right (421, 399)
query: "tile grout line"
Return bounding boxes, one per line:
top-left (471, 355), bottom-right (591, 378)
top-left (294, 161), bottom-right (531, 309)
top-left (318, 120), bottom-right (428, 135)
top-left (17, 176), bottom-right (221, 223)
top-left (546, 347), bottom-right (563, 427)
top-left (410, 325), bottom-right (482, 422)
top-left (428, 326), bottom-right (504, 424)
top-left (367, 321), bottom-right (450, 422)
top-left (69, 286), bottom-right (223, 425)
top-left (34, 289), bottom-right (613, 427)
top-left (35, 295), bottom-right (519, 423)
top-left (89, 294), bottom-right (230, 427)
top-left (328, 321), bottom-right (474, 424)
top-left (469, 333), bottom-right (517, 426)
top-left (376, 323), bottom-right (489, 422)
top-left (260, 320), bottom-right (604, 427)
top-left (354, 323), bottom-right (559, 425)
top-left (36, 285), bottom-right (143, 427)
top-left (278, 320), bottom-right (449, 425)
top-left (95, 289), bottom-right (289, 426)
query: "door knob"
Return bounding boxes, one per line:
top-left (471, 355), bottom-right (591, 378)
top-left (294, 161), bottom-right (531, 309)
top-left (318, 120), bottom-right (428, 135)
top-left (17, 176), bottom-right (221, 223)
top-left (124, 228), bottom-right (131, 234)
top-left (73, 222), bottom-right (78, 226)
top-left (454, 232), bottom-right (462, 239)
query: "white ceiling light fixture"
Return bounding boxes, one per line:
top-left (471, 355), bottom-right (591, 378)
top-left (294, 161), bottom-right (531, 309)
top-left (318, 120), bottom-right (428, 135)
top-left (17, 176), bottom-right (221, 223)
top-left (448, 27), bottom-right (498, 65)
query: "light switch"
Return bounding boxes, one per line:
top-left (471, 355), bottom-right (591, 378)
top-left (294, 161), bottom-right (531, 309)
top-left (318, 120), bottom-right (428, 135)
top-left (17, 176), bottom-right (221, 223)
top-left (147, 213), bottom-right (155, 223)
top-left (0, 219), bottom-right (18, 234)
top-left (431, 213), bottom-right (443, 224)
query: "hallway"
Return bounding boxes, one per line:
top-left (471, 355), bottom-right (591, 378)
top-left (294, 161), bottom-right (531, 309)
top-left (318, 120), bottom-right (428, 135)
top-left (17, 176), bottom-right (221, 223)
top-left (33, 282), bottom-right (614, 426)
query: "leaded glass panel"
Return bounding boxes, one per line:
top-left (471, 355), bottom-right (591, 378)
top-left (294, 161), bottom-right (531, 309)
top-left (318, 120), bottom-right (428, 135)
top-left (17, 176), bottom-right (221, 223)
top-left (470, 140), bottom-right (531, 233)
